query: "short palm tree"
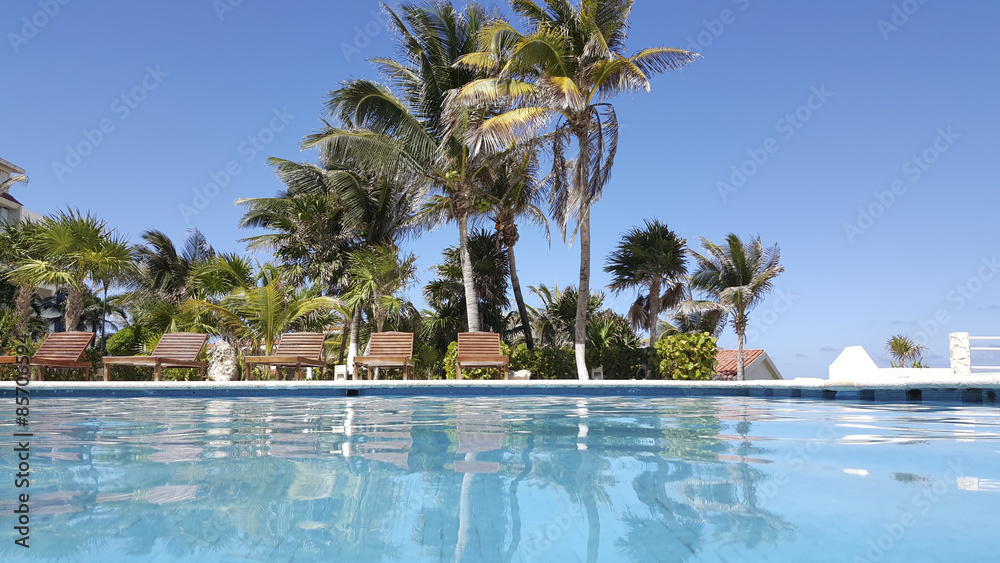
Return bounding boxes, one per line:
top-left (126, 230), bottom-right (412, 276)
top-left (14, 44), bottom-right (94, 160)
top-left (689, 234), bottom-right (784, 380)
top-left (186, 264), bottom-right (335, 360)
top-left (448, 0), bottom-right (699, 379)
top-left (0, 220), bottom-right (43, 335)
top-left (10, 210), bottom-right (136, 332)
top-left (343, 245), bottom-right (417, 333)
top-left (604, 219), bottom-right (687, 346)
top-left (886, 335), bottom-right (925, 368)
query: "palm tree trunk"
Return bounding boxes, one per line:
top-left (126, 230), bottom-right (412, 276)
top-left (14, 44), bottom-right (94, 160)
top-left (574, 205), bottom-right (591, 381)
top-left (458, 214), bottom-right (481, 332)
top-left (648, 278), bottom-right (661, 347)
top-left (507, 244), bottom-right (534, 349)
top-left (13, 283), bottom-right (33, 335)
top-left (64, 285), bottom-right (85, 332)
top-left (735, 317), bottom-right (746, 381)
top-left (101, 285), bottom-right (109, 351)
top-left (347, 307), bottom-right (362, 378)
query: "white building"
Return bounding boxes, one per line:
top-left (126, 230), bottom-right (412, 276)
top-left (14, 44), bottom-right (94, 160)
top-left (0, 157), bottom-right (42, 224)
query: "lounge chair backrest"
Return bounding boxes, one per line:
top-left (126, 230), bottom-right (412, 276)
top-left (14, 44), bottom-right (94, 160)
top-left (33, 332), bottom-right (94, 361)
top-left (457, 332), bottom-right (501, 355)
top-left (274, 333), bottom-right (326, 359)
top-left (150, 333), bottom-right (208, 360)
top-left (367, 332), bottom-right (414, 357)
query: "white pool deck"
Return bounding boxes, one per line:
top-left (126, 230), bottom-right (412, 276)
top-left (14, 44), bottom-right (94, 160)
top-left (4, 374), bottom-right (1000, 403)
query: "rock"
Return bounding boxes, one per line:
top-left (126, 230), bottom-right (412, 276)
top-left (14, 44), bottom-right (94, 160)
top-left (207, 339), bottom-right (238, 381)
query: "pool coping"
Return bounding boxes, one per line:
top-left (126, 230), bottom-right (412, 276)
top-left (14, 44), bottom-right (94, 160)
top-left (3, 376), bottom-right (1000, 404)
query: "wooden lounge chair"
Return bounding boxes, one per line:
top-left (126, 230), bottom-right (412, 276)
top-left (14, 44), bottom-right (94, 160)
top-left (18, 331), bottom-right (96, 381)
top-left (455, 332), bottom-right (509, 380)
top-left (102, 332), bottom-right (208, 381)
top-left (353, 331), bottom-right (415, 380)
top-left (243, 332), bottom-right (326, 381)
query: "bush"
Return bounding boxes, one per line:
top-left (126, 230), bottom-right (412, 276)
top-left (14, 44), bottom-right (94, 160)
top-left (593, 346), bottom-right (655, 380)
top-left (653, 332), bottom-right (718, 381)
top-left (443, 340), bottom-right (513, 380)
top-left (105, 326), bottom-right (153, 381)
top-left (510, 344), bottom-right (576, 379)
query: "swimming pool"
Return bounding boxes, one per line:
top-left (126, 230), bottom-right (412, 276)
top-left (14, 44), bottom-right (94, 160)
top-left (2, 395), bottom-right (998, 562)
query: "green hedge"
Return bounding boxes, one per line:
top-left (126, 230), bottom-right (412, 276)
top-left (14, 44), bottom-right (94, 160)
top-left (510, 344), bottom-right (576, 380)
top-left (653, 332), bottom-right (718, 380)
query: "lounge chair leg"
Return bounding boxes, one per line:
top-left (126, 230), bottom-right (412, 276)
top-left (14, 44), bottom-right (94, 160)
top-left (456, 364), bottom-right (462, 380)
top-left (104, 366), bottom-right (110, 382)
top-left (153, 362), bottom-right (161, 382)
top-left (295, 365), bottom-right (301, 381)
top-left (84, 368), bottom-right (90, 381)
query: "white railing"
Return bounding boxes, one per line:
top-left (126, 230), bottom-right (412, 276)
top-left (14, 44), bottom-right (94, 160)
top-left (969, 336), bottom-right (1000, 371)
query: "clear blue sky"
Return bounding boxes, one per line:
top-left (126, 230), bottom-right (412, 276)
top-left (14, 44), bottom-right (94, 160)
top-left (3, 0), bottom-right (999, 378)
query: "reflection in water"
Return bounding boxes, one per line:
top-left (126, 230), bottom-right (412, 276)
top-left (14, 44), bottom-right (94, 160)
top-left (2, 396), bottom-right (999, 561)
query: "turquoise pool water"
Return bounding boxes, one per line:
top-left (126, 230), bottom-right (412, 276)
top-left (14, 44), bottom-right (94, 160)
top-left (2, 396), bottom-right (999, 562)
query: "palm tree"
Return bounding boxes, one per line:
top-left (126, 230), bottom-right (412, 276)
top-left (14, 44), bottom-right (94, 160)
top-left (0, 220), bottom-right (43, 335)
top-left (10, 210), bottom-right (136, 332)
top-left (486, 147), bottom-right (548, 349)
top-left (528, 283), bottom-right (602, 349)
top-left (238, 157), bottom-right (415, 368)
top-left (343, 245), bottom-right (417, 333)
top-left (133, 229), bottom-right (215, 305)
top-left (689, 234), bottom-right (784, 380)
top-left (186, 263), bottom-right (335, 364)
top-left (886, 334), bottom-right (925, 368)
top-left (605, 219), bottom-right (687, 346)
top-left (0, 173), bottom-right (27, 196)
top-left (306, 1), bottom-right (491, 333)
top-left (448, 0), bottom-right (699, 378)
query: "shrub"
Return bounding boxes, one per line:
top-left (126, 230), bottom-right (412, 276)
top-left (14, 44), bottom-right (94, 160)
top-left (510, 344), bottom-right (576, 379)
top-left (593, 346), bottom-right (655, 380)
top-left (653, 332), bottom-right (718, 381)
top-left (443, 340), bottom-right (513, 380)
top-left (104, 326), bottom-right (153, 381)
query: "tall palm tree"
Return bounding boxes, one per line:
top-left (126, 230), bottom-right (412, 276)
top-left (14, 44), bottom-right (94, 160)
top-left (528, 283), bottom-right (602, 349)
top-left (486, 147), bottom-right (548, 349)
top-left (305, 1), bottom-right (491, 333)
top-left (448, 0), bottom-right (699, 378)
top-left (0, 220), bottom-right (43, 335)
top-left (11, 210), bottom-right (136, 332)
top-left (689, 234), bottom-right (784, 380)
top-left (604, 219), bottom-right (687, 346)
top-left (886, 334), bottom-right (925, 368)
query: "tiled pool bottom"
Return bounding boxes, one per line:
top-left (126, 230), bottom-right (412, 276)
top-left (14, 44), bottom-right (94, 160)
top-left (2, 396), bottom-right (999, 562)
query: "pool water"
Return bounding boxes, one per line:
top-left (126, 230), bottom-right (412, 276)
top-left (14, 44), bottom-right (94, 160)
top-left (2, 396), bottom-right (999, 562)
